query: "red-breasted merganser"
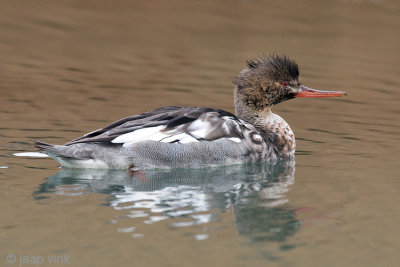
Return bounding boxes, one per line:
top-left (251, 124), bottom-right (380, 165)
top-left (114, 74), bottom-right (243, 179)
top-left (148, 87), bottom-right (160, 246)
top-left (36, 55), bottom-right (346, 169)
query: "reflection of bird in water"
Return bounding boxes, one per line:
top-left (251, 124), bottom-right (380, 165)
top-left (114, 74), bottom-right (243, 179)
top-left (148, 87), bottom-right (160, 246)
top-left (34, 160), bottom-right (299, 244)
top-left (33, 55), bottom-right (346, 169)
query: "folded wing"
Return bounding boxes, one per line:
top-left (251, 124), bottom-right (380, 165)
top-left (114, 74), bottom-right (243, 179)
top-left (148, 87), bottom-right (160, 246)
top-left (65, 106), bottom-right (255, 147)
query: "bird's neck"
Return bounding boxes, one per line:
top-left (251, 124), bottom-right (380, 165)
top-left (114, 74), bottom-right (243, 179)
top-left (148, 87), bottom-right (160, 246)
top-left (234, 88), bottom-right (271, 126)
top-left (234, 89), bottom-right (296, 158)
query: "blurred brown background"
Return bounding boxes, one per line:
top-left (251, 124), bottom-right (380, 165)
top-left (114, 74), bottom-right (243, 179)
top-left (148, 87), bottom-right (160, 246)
top-left (1, 0), bottom-right (399, 266)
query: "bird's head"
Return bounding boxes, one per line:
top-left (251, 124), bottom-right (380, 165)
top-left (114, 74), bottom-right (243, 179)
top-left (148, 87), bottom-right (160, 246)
top-left (233, 55), bottom-right (346, 111)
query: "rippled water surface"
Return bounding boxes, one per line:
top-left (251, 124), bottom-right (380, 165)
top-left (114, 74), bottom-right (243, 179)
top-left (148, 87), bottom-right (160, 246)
top-left (1, 0), bottom-right (400, 266)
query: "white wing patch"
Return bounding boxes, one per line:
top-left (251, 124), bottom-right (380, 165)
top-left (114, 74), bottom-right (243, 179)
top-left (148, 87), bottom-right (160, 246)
top-left (112, 125), bottom-right (167, 145)
top-left (187, 120), bottom-right (211, 139)
top-left (111, 125), bottom-right (200, 147)
top-left (228, 137), bottom-right (241, 143)
top-left (111, 114), bottom-right (245, 146)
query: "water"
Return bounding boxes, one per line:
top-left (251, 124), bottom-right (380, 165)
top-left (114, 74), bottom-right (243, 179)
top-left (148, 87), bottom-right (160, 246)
top-left (1, 0), bottom-right (400, 266)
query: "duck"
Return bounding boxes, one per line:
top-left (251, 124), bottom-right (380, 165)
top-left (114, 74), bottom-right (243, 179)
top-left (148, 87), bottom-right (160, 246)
top-left (36, 55), bottom-right (346, 169)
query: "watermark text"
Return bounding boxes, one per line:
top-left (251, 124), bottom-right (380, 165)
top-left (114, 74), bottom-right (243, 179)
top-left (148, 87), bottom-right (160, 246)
top-left (6, 254), bottom-right (70, 266)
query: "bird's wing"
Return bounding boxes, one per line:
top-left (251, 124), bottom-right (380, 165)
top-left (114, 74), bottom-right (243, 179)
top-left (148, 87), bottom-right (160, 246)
top-left (65, 106), bottom-right (258, 146)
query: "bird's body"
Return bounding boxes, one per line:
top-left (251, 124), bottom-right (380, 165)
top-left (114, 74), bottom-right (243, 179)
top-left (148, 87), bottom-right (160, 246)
top-left (36, 55), bottom-right (345, 169)
top-left (36, 106), bottom-right (294, 169)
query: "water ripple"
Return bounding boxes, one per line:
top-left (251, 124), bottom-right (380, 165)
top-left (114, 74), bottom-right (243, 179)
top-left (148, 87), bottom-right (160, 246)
top-left (34, 161), bottom-right (298, 248)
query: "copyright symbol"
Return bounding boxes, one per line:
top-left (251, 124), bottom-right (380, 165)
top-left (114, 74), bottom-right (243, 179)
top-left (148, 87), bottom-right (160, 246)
top-left (6, 254), bottom-right (17, 264)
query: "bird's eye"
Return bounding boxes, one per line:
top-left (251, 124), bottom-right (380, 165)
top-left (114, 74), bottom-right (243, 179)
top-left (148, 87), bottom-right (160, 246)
top-left (282, 81), bottom-right (289, 87)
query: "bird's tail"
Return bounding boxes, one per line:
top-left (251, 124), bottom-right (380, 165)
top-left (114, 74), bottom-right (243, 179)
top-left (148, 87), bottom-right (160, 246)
top-left (12, 140), bottom-right (52, 158)
top-left (35, 140), bottom-right (54, 150)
